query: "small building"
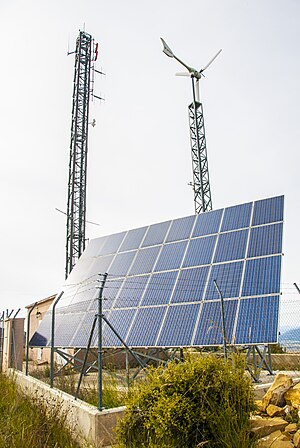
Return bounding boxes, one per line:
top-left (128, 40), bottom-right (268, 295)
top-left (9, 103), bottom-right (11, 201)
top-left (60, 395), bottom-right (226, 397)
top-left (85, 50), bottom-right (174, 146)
top-left (26, 294), bottom-right (56, 364)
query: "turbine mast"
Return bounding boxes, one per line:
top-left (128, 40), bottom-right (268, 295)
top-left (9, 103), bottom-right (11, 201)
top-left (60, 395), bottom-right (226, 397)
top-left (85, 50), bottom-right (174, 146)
top-left (161, 39), bottom-right (221, 214)
top-left (189, 78), bottom-right (212, 213)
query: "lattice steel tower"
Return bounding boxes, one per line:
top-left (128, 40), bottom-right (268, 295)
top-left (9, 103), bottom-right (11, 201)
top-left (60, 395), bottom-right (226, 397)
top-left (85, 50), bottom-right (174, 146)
top-left (161, 39), bottom-right (221, 214)
top-left (65, 31), bottom-right (96, 278)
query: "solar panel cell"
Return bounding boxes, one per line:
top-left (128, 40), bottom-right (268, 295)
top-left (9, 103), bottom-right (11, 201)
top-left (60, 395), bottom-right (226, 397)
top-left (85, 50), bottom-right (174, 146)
top-left (127, 307), bottom-right (167, 346)
top-left (221, 202), bottom-right (252, 232)
top-left (242, 255), bottom-right (281, 297)
top-left (235, 296), bottom-right (279, 344)
top-left (114, 275), bottom-right (149, 308)
top-left (142, 221), bottom-right (171, 247)
top-left (247, 223), bottom-right (283, 258)
top-left (205, 261), bottom-right (244, 300)
top-left (109, 251), bottom-right (136, 277)
top-left (141, 271), bottom-right (178, 306)
top-left (119, 227), bottom-right (148, 252)
top-left (129, 246), bottom-right (161, 275)
top-left (183, 235), bottom-right (217, 267)
top-left (194, 299), bottom-right (238, 346)
top-left (102, 308), bottom-right (136, 347)
top-left (166, 215), bottom-right (196, 242)
top-left (192, 209), bottom-right (222, 237)
top-left (154, 240), bottom-right (188, 272)
top-left (157, 304), bottom-right (200, 346)
top-left (214, 229), bottom-right (249, 263)
top-left (171, 266), bottom-right (209, 303)
top-left (252, 196), bottom-right (284, 226)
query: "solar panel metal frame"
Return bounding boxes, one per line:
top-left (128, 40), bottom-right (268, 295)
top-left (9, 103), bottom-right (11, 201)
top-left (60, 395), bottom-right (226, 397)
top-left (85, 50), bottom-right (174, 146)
top-left (30, 195), bottom-right (284, 349)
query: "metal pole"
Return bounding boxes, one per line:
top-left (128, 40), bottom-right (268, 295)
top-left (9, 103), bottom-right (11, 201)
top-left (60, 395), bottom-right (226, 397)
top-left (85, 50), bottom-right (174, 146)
top-left (294, 282), bottom-right (300, 294)
top-left (102, 315), bottom-right (145, 369)
top-left (75, 315), bottom-right (98, 400)
top-left (213, 280), bottom-right (228, 360)
top-left (97, 273), bottom-right (108, 411)
top-left (25, 302), bottom-right (38, 375)
top-left (50, 291), bottom-right (64, 388)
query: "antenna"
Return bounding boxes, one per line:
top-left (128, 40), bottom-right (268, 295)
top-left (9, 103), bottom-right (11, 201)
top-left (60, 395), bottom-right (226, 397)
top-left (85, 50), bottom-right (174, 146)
top-left (65, 30), bottom-right (103, 279)
top-left (161, 38), bottom-right (222, 214)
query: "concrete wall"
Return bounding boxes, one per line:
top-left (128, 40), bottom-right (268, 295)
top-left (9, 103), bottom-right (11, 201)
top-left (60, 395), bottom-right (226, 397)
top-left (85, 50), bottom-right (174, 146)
top-left (9, 369), bottom-right (125, 447)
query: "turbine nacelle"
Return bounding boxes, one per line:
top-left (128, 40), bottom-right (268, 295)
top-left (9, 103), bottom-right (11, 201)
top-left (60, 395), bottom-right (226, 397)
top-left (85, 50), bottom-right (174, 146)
top-left (160, 37), bottom-right (222, 80)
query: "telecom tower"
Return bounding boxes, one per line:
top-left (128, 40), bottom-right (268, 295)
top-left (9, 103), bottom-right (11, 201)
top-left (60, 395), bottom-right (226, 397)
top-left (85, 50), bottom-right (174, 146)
top-left (65, 30), bottom-right (99, 279)
top-left (161, 39), bottom-right (221, 214)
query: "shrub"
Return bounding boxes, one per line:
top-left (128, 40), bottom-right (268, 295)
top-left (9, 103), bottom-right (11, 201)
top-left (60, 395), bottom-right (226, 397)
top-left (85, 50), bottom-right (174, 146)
top-left (116, 354), bottom-right (255, 448)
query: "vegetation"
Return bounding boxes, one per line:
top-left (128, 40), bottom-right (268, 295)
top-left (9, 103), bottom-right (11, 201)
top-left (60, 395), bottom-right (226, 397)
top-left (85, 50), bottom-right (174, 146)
top-left (30, 364), bottom-right (126, 409)
top-left (116, 354), bottom-right (255, 448)
top-left (0, 373), bottom-right (81, 448)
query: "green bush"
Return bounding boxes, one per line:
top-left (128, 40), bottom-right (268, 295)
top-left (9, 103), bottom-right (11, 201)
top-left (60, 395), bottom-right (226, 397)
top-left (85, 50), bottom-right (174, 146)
top-left (116, 354), bottom-right (255, 448)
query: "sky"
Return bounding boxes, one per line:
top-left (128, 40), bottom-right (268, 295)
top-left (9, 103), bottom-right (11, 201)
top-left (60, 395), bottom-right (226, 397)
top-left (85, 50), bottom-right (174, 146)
top-left (0, 0), bottom-right (299, 327)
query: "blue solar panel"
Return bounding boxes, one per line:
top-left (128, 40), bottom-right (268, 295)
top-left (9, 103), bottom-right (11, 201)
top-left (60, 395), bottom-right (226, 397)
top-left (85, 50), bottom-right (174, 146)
top-left (183, 235), bottom-right (217, 267)
top-left (99, 232), bottom-right (126, 255)
top-left (252, 196), bottom-right (284, 226)
top-left (171, 267), bottom-right (209, 303)
top-left (205, 261), bottom-right (244, 300)
top-left (102, 308), bottom-right (136, 347)
top-left (127, 307), bottom-right (167, 346)
top-left (192, 209), bottom-right (222, 237)
top-left (193, 300), bottom-right (238, 346)
top-left (235, 296), bottom-right (279, 344)
top-left (247, 223), bottom-right (283, 258)
top-left (109, 251), bottom-right (136, 277)
top-left (141, 271), bottom-right (178, 306)
top-left (114, 275), bottom-right (149, 308)
top-left (154, 240), bottom-right (188, 272)
top-left (221, 202), bottom-right (252, 232)
top-left (119, 227), bottom-right (147, 252)
top-left (129, 246), bottom-right (161, 275)
top-left (214, 230), bottom-right (248, 263)
top-left (242, 255), bottom-right (281, 297)
top-left (142, 221), bottom-right (171, 247)
top-left (157, 304), bottom-right (200, 347)
top-left (30, 195), bottom-right (284, 349)
top-left (166, 215), bottom-right (196, 242)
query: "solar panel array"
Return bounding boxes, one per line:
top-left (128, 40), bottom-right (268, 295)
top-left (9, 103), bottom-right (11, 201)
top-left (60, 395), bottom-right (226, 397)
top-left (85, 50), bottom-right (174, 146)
top-left (30, 195), bottom-right (284, 349)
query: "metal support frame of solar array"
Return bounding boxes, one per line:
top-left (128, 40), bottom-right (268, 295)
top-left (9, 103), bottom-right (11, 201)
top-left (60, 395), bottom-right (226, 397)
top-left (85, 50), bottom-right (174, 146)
top-left (30, 195), bottom-right (283, 380)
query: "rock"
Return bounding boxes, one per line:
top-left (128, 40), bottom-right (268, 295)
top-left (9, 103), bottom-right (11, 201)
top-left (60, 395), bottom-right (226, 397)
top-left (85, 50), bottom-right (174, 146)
top-left (257, 430), bottom-right (293, 448)
top-left (257, 430), bottom-right (285, 447)
top-left (271, 440), bottom-right (295, 448)
top-left (283, 405), bottom-right (293, 417)
top-left (256, 399), bottom-right (265, 413)
top-left (250, 415), bottom-right (289, 438)
top-left (266, 404), bottom-right (286, 417)
top-left (262, 374), bottom-right (293, 409)
top-left (284, 423), bottom-right (298, 434)
top-left (285, 382), bottom-right (300, 408)
top-left (294, 430), bottom-right (300, 448)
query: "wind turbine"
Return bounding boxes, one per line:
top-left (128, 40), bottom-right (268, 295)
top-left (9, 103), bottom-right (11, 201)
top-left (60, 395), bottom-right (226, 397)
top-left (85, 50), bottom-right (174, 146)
top-left (161, 38), bottom-right (222, 214)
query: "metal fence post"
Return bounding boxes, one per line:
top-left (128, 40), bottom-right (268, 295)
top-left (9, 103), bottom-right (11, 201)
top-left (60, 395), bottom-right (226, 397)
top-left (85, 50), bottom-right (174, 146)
top-left (213, 280), bottom-right (227, 361)
top-left (97, 273), bottom-right (108, 411)
top-left (25, 302), bottom-right (38, 375)
top-left (50, 291), bottom-right (64, 388)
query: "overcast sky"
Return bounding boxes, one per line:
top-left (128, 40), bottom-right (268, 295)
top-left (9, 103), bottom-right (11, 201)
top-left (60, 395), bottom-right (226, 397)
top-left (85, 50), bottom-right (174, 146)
top-left (0, 0), bottom-right (299, 326)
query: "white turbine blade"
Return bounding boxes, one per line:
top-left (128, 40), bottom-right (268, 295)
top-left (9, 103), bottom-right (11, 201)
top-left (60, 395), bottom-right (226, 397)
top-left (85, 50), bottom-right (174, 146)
top-left (160, 37), bottom-right (174, 58)
top-left (175, 72), bottom-right (191, 77)
top-left (201, 49), bottom-right (222, 72)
